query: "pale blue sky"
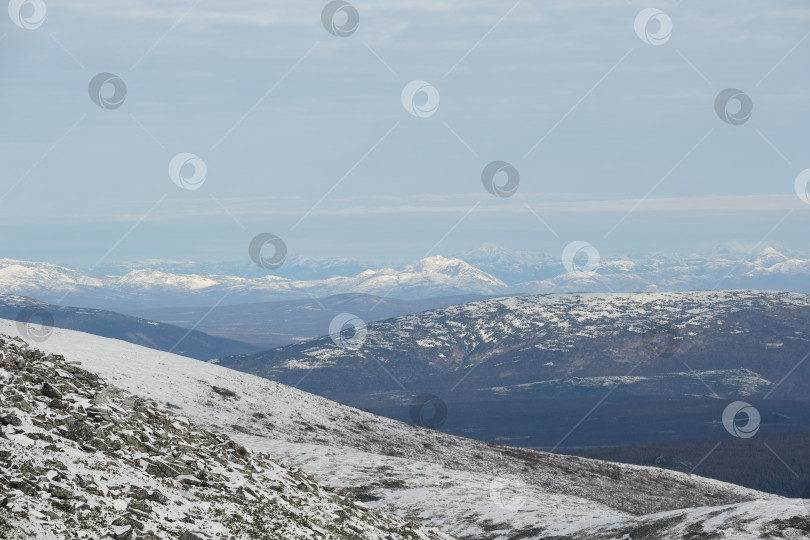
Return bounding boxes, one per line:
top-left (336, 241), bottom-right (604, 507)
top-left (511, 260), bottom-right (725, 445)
top-left (1, 0), bottom-right (809, 267)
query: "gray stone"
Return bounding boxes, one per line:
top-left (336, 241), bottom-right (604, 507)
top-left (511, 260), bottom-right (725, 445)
top-left (41, 382), bottom-right (62, 400)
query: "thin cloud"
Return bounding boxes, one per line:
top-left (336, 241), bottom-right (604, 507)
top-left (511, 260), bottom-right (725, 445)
top-left (6, 193), bottom-right (805, 226)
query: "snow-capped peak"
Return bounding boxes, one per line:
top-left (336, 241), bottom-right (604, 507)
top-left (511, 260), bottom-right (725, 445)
top-left (113, 269), bottom-right (221, 291)
top-left (752, 246), bottom-right (789, 268)
top-left (413, 255), bottom-right (486, 277)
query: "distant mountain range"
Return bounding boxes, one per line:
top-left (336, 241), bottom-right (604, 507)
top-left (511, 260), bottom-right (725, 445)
top-left (3, 246), bottom-right (810, 311)
top-left (0, 255), bottom-right (503, 311)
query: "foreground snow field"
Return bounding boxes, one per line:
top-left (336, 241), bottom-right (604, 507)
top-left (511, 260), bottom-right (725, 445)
top-left (2, 320), bottom-right (808, 539)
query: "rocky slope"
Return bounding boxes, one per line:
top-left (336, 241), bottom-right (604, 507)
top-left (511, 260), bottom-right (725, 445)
top-left (0, 335), bottom-right (453, 540)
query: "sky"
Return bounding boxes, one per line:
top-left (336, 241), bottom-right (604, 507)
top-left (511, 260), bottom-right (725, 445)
top-left (1, 0), bottom-right (809, 268)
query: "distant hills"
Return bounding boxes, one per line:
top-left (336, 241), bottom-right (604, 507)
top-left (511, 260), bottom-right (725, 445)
top-left (2, 245), bottom-right (810, 311)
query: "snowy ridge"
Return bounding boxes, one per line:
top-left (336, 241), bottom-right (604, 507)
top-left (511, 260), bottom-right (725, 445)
top-left (231, 290), bottom-right (810, 396)
top-left (1, 321), bottom-right (807, 539)
top-left (0, 256), bottom-right (504, 309)
top-left (0, 260), bottom-right (102, 292)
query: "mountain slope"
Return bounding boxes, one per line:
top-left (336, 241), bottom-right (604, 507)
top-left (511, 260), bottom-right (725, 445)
top-left (0, 335), bottom-right (452, 540)
top-left (3, 321), bottom-right (807, 539)
top-left (0, 294), bottom-right (260, 360)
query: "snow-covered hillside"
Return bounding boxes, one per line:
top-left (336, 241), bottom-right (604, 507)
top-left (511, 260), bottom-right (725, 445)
top-left (219, 290), bottom-right (810, 400)
top-left (2, 321), bottom-right (808, 539)
top-left (0, 335), bottom-right (451, 540)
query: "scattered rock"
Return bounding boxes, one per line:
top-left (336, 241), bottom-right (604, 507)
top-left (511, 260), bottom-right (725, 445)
top-left (210, 386), bottom-right (238, 399)
top-left (40, 382), bottom-right (62, 400)
top-left (0, 414), bottom-right (22, 427)
top-left (148, 490), bottom-right (169, 506)
top-left (47, 482), bottom-right (72, 499)
top-left (0, 335), bottom-right (453, 540)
